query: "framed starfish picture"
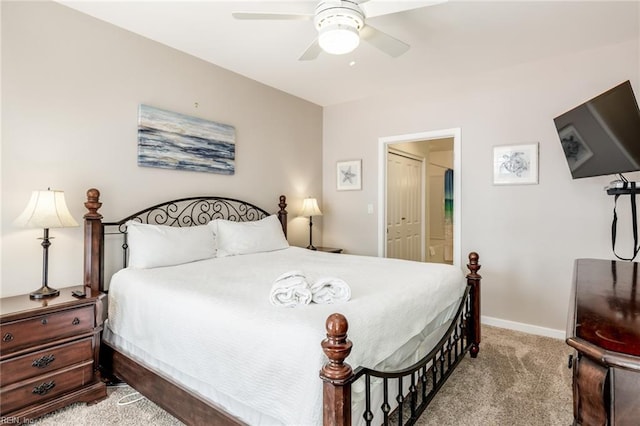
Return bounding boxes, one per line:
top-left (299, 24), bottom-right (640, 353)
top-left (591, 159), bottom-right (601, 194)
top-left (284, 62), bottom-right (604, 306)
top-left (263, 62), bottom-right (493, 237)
top-left (337, 160), bottom-right (362, 191)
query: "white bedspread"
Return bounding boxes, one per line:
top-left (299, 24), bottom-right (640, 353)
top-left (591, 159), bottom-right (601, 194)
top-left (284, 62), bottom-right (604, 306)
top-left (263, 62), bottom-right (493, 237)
top-left (106, 247), bottom-right (465, 425)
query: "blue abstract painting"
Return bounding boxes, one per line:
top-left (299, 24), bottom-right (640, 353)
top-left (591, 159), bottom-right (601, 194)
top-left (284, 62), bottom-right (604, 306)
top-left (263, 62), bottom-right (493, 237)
top-left (138, 104), bottom-right (235, 175)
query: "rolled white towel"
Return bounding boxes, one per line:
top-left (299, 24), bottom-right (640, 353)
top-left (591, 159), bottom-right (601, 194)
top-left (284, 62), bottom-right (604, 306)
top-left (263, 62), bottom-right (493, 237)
top-left (310, 277), bottom-right (351, 304)
top-left (269, 270), bottom-right (312, 308)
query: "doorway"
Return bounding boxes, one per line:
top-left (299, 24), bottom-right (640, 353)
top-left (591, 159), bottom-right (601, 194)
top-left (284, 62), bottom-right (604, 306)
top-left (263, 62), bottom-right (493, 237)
top-left (378, 129), bottom-right (461, 267)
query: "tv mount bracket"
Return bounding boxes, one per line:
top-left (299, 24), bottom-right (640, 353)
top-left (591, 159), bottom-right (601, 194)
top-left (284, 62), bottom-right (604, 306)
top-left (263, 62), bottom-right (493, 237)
top-left (607, 181), bottom-right (640, 261)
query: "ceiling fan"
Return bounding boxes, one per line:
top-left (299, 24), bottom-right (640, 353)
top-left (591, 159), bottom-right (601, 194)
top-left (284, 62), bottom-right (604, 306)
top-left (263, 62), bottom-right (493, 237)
top-left (232, 0), bottom-right (442, 61)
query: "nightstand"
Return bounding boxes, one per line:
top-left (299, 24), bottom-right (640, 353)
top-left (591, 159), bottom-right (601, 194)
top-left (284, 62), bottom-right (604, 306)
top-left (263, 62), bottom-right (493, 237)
top-left (314, 247), bottom-right (343, 254)
top-left (0, 286), bottom-right (107, 423)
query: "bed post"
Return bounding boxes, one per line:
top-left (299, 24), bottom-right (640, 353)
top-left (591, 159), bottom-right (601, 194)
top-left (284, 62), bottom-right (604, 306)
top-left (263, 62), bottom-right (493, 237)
top-left (278, 195), bottom-right (288, 237)
top-left (84, 188), bottom-right (104, 294)
top-left (466, 252), bottom-right (482, 358)
top-left (320, 313), bottom-right (353, 426)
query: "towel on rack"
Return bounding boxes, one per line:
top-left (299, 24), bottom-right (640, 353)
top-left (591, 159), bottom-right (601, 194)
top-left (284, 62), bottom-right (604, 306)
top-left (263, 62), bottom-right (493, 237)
top-left (310, 277), bottom-right (351, 304)
top-left (269, 270), bottom-right (312, 307)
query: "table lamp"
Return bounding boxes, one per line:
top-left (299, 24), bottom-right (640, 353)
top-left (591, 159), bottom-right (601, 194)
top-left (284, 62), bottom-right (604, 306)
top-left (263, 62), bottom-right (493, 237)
top-left (14, 189), bottom-right (79, 299)
top-left (300, 197), bottom-right (322, 250)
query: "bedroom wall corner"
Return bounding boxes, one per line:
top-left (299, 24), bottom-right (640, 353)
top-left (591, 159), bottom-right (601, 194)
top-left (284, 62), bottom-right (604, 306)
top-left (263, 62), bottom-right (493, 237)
top-left (321, 31), bottom-right (640, 333)
top-left (0, 0), bottom-right (323, 297)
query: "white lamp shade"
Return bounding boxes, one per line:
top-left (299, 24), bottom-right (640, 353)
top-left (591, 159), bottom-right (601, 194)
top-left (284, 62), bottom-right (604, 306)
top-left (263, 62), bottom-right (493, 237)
top-left (14, 190), bottom-right (79, 229)
top-left (300, 198), bottom-right (323, 217)
top-left (318, 24), bottom-right (360, 55)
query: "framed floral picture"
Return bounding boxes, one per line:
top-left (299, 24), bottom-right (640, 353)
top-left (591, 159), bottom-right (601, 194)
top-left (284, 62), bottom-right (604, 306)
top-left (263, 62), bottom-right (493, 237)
top-left (493, 143), bottom-right (539, 185)
top-left (337, 160), bottom-right (362, 191)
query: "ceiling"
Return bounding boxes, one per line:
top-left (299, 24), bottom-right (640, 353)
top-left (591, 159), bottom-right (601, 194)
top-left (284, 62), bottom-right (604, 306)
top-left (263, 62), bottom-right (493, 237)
top-left (58, 1), bottom-right (639, 107)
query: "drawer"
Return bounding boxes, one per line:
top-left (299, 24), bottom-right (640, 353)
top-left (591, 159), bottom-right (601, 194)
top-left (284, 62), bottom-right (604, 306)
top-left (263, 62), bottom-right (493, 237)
top-left (0, 360), bottom-right (94, 415)
top-left (0, 337), bottom-right (93, 386)
top-left (0, 306), bottom-right (94, 354)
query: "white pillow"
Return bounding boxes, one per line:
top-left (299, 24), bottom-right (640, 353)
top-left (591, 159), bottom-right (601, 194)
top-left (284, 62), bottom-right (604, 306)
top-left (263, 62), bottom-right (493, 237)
top-left (212, 215), bottom-right (288, 257)
top-left (126, 221), bottom-right (216, 268)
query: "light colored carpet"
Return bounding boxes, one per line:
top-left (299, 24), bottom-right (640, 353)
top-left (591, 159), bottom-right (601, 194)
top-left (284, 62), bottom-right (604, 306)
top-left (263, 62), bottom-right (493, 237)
top-left (414, 326), bottom-right (573, 426)
top-left (34, 325), bottom-right (573, 425)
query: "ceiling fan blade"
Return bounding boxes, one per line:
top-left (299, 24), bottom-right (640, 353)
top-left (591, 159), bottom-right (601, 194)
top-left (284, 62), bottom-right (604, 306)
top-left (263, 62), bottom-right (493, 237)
top-left (360, 0), bottom-right (447, 18)
top-left (298, 39), bottom-right (322, 61)
top-left (360, 25), bottom-right (410, 57)
top-left (232, 12), bottom-right (313, 20)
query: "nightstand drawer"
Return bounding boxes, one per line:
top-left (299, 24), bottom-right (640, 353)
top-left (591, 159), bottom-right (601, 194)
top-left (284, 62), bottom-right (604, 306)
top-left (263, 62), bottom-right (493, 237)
top-left (0, 337), bottom-right (93, 386)
top-left (0, 306), bottom-right (94, 354)
top-left (0, 360), bottom-right (94, 414)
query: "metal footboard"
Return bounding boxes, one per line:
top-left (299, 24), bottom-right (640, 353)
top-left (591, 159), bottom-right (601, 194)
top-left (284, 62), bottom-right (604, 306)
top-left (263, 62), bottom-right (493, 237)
top-left (320, 252), bottom-right (481, 426)
top-left (352, 285), bottom-right (473, 425)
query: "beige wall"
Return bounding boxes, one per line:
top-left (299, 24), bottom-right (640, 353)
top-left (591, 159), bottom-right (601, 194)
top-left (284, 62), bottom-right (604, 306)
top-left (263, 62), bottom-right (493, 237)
top-left (322, 38), bottom-right (640, 334)
top-left (1, 1), bottom-right (323, 297)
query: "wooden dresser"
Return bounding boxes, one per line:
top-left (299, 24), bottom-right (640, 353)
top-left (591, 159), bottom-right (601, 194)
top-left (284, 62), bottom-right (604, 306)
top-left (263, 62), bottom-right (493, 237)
top-left (0, 286), bottom-right (107, 423)
top-left (566, 259), bottom-right (640, 426)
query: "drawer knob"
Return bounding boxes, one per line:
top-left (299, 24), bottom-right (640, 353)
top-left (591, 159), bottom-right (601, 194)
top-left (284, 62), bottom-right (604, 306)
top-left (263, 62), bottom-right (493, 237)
top-left (32, 381), bottom-right (55, 396)
top-left (2, 333), bottom-right (13, 342)
top-left (41, 318), bottom-right (48, 325)
top-left (72, 317), bottom-right (80, 325)
top-left (32, 354), bottom-right (56, 369)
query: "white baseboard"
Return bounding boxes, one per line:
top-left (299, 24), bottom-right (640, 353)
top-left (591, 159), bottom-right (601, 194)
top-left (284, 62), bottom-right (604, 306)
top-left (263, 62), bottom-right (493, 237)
top-left (481, 315), bottom-right (566, 340)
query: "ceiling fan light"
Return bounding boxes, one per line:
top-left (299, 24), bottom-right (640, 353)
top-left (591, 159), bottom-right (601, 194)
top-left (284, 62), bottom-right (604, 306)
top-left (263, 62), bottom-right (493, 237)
top-left (318, 24), bottom-right (360, 55)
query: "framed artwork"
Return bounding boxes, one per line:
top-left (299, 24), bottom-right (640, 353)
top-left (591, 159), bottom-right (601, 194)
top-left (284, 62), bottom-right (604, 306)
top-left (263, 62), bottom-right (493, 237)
top-left (493, 143), bottom-right (539, 185)
top-left (558, 124), bottom-right (593, 172)
top-left (337, 160), bottom-right (362, 191)
top-left (138, 104), bottom-right (236, 175)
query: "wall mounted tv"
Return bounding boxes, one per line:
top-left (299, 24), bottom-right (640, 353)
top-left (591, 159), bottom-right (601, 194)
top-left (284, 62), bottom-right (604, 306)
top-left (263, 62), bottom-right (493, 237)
top-left (554, 80), bottom-right (640, 179)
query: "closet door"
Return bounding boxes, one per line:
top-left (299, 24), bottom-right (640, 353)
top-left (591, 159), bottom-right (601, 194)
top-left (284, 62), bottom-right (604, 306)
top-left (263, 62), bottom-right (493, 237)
top-left (387, 151), bottom-right (423, 261)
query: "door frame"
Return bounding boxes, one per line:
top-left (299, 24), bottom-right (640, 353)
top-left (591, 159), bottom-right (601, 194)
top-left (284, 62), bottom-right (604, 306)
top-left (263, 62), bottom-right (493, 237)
top-left (377, 128), bottom-right (461, 267)
top-left (386, 147), bottom-right (426, 261)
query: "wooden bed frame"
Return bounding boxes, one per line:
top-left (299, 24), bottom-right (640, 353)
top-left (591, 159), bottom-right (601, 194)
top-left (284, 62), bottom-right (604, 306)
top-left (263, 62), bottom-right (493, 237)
top-left (82, 188), bottom-right (481, 426)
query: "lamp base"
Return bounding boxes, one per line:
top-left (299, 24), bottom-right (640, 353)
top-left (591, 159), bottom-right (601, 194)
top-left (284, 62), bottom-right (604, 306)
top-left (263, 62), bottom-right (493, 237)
top-left (30, 285), bottom-right (60, 299)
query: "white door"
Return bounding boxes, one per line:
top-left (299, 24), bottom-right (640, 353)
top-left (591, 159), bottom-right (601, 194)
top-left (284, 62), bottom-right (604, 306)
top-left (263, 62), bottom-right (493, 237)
top-left (386, 151), bottom-right (423, 261)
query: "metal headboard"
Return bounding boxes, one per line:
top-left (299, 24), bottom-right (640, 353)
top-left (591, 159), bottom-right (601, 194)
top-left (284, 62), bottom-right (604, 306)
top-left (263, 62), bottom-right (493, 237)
top-left (105, 196), bottom-right (276, 228)
top-left (92, 194), bottom-right (287, 288)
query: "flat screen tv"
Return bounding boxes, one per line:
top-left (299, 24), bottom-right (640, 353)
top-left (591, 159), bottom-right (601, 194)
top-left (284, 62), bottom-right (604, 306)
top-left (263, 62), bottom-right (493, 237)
top-left (554, 80), bottom-right (640, 179)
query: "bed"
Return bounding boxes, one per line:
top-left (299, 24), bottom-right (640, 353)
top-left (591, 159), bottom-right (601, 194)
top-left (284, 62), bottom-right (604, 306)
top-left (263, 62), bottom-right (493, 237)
top-left (82, 188), bottom-right (481, 425)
